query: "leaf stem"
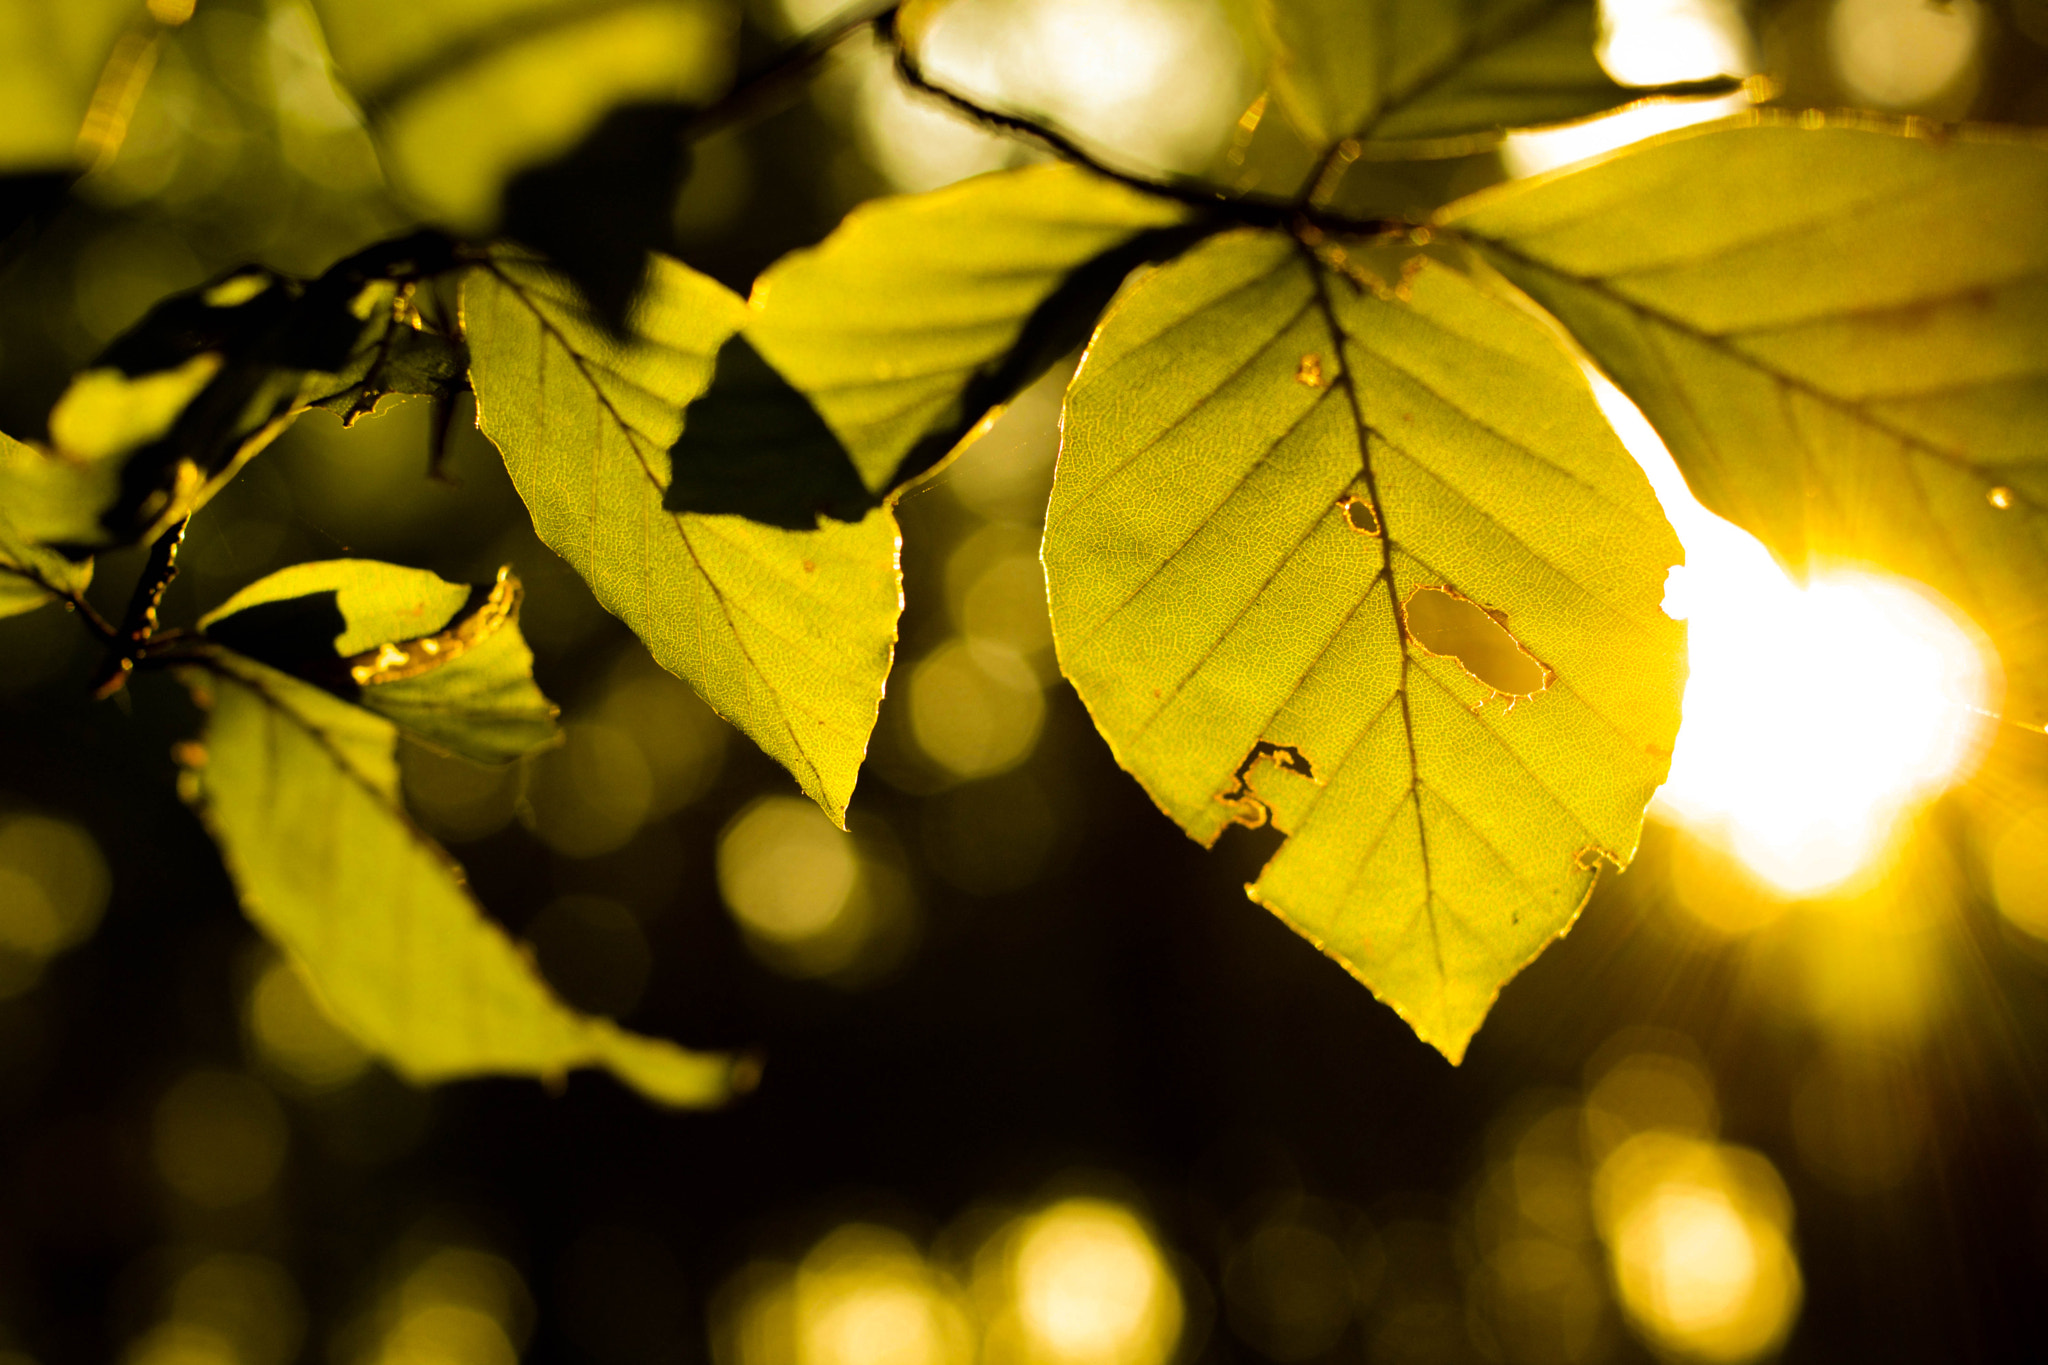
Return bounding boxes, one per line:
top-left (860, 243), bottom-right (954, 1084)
top-left (65, 590), bottom-right (118, 645)
top-left (91, 516), bottom-right (188, 699)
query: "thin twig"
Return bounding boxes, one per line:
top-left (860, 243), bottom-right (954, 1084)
top-left (679, 1), bottom-right (906, 145)
top-left (65, 590), bottom-right (117, 645)
top-left (91, 516), bottom-right (188, 699)
top-left (886, 27), bottom-right (1405, 238)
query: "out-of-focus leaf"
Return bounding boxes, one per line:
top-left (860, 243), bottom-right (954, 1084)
top-left (463, 253), bottom-right (901, 825)
top-left (180, 652), bottom-right (735, 1106)
top-left (305, 306), bottom-right (467, 427)
top-left (200, 560), bottom-right (557, 764)
top-left (312, 0), bottom-right (732, 235)
top-left (1044, 229), bottom-right (1684, 1061)
top-left (500, 100), bottom-right (695, 335)
top-left (1251, 0), bottom-right (1738, 155)
top-left (894, 0), bottom-right (953, 48)
top-left (0, 432), bottom-right (95, 620)
top-left (33, 232), bottom-right (464, 550)
top-left (670, 164), bottom-right (1201, 526)
top-left (0, 0), bottom-right (143, 171)
top-left (1444, 113), bottom-right (2048, 725)
top-left (1255, 0), bottom-right (1381, 149)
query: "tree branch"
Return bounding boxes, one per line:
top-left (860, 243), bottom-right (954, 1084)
top-left (882, 18), bottom-right (1405, 238)
top-left (679, 1), bottom-right (906, 145)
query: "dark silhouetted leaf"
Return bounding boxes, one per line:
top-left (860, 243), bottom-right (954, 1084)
top-left (35, 231), bottom-right (464, 551)
top-left (664, 333), bottom-right (874, 529)
top-left (501, 100), bottom-right (696, 334)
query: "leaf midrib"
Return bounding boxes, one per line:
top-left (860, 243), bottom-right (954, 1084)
top-left (477, 262), bottom-right (833, 798)
top-left (1298, 243), bottom-right (1445, 987)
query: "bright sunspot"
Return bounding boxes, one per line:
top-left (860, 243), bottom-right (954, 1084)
top-left (1590, 379), bottom-right (1998, 897)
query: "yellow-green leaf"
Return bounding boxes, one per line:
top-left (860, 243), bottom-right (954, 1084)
top-left (1443, 113), bottom-right (2048, 726)
top-left (1044, 229), bottom-right (1684, 1061)
top-left (735, 164), bottom-right (1197, 497)
top-left (24, 236), bottom-right (467, 552)
top-left (312, 0), bottom-right (732, 233)
top-left (0, 433), bottom-right (94, 619)
top-left (181, 652), bottom-right (737, 1105)
top-left (1256, 0), bottom-right (1383, 150)
top-left (200, 559), bottom-right (558, 765)
top-left (463, 253), bottom-right (901, 825)
top-left (1252, 0), bottom-right (1735, 156)
top-left (0, 0), bottom-right (143, 171)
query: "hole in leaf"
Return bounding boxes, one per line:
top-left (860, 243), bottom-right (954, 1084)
top-left (1219, 741), bottom-right (1315, 828)
top-left (1401, 587), bottom-right (1548, 699)
top-left (1338, 495), bottom-right (1379, 535)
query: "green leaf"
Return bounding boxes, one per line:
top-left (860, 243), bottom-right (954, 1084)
top-left (1443, 113), bottom-right (2048, 726)
top-left (311, 0), bottom-right (733, 234)
top-left (200, 560), bottom-right (558, 765)
top-left (670, 164), bottom-right (1200, 527)
top-left (0, 432), bottom-right (94, 619)
top-left (1252, 0), bottom-right (1738, 155)
top-left (463, 253), bottom-right (901, 825)
top-left (31, 233), bottom-right (464, 550)
top-left (1044, 229), bottom-right (1685, 1061)
top-left (304, 303), bottom-right (467, 427)
top-left (0, 0), bottom-right (142, 171)
top-left (180, 652), bottom-right (735, 1105)
top-left (1255, 0), bottom-right (1382, 150)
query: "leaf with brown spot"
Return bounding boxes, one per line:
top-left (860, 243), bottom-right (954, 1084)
top-left (1044, 228), bottom-right (1684, 1060)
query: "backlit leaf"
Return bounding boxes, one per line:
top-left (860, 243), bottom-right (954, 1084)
top-left (180, 652), bottom-right (735, 1105)
top-left (671, 164), bottom-right (1200, 527)
top-left (200, 560), bottom-right (558, 765)
top-left (463, 253), bottom-right (901, 825)
top-left (33, 232), bottom-right (464, 550)
top-left (1044, 229), bottom-right (1684, 1060)
top-left (1255, 0), bottom-right (1382, 150)
top-left (0, 432), bottom-right (94, 620)
top-left (1444, 113), bottom-right (2048, 725)
top-left (0, 0), bottom-right (144, 171)
top-left (312, 0), bottom-right (732, 234)
top-left (1252, 0), bottom-right (1738, 155)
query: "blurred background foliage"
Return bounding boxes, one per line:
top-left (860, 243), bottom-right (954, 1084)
top-left (4, 0), bottom-right (2048, 1362)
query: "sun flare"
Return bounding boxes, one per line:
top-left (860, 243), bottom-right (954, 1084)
top-left (1590, 380), bottom-right (1998, 897)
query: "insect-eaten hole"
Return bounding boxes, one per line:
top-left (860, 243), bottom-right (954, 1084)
top-left (1402, 586), bottom-right (1549, 701)
top-left (1574, 843), bottom-right (1621, 873)
top-left (1337, 494), bottom-right (1380, 536)
top-left (1218, 740), bottom-right (1315, 830)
